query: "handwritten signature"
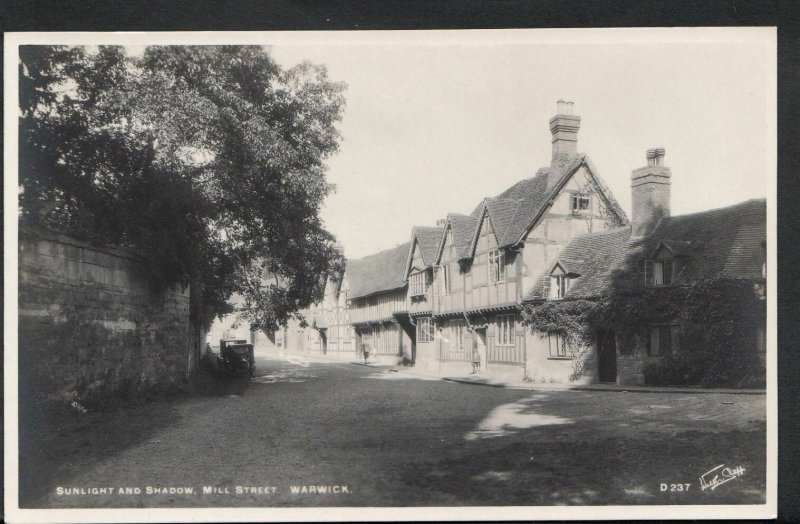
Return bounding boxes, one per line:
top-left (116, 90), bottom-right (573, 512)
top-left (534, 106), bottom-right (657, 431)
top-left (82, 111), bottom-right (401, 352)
top-left (699, 464), bottom-right (745, 491)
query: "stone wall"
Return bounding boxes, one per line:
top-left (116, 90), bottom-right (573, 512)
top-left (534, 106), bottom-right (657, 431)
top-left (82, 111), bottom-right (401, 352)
top-left (18, 225), bottom-right (194, 407)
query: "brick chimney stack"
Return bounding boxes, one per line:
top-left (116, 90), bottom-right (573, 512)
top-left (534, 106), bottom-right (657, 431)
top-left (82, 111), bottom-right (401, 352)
top-left (550, 99), bottom-right (581, 160)
top-left (548, 100), bottom-right (581, 188)
top-left (631, 147), bottom-right (671, 239)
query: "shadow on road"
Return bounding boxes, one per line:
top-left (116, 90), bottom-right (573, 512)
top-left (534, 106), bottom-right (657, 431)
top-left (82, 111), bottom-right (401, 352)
top-left (18, 370), bottom-right (255, 508)
top-left (398, 389), bottom-right (766, 506)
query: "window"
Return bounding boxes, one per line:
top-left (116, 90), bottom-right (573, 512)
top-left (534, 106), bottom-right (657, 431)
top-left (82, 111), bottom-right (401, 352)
top-left (572, 194), bottom-right (590, 212)
top-left (410, 270), bottom-right (429, 297)
top-left (649, 324), bottom-right (680, 356)
top-left (450, 319), bottom-right (466, 352)
top-left (435, 264), bottom-right (450, 295)
top-left (488, 249), bottom-right (506, 284)
top-left (417, 317), bottom-right (435, 343)
top-left (549, 274), bottom-right (570, 299)
top-left (548, 335), bottom-right (570, 358)
top-left (496, 314), bottom-right (515, 346)
top-left (644, 259), bottom-right (674, 286)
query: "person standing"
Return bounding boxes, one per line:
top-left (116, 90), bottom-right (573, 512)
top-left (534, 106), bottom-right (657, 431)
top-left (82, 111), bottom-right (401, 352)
top-left (363, 344), bottom-right (371, 364)
top-left (471, 337), bottom-right (481, 374)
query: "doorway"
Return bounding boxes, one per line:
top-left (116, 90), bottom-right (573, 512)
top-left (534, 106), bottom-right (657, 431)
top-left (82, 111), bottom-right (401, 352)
top-left (474, 327), bottom-right (487, 372)
top-left (597, 328), bottom-right (617, 383)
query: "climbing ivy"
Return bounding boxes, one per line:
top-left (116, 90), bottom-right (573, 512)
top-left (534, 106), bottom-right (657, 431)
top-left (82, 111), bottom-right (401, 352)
top-left (522, 277), bottom-right (765, 387)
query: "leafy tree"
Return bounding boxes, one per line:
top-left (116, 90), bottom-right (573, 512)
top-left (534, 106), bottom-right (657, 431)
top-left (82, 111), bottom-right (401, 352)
top-left (19, 45), bottom-right (346, 332)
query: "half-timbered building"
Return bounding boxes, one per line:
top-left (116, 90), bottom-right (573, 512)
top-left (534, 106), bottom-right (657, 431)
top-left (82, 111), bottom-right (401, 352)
top-left (347, 242), bottom-right (414, 364)
top-left (404, 101), bottom-right (629, 380)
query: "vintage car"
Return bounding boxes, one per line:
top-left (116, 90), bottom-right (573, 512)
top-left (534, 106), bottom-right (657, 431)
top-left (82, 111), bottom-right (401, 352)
top-left (217, 338), bottom-right (255, 377)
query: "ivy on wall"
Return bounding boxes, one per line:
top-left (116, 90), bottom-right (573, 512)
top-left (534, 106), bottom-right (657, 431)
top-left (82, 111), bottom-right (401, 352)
top-left (522, 277), bottom-right (765, 387)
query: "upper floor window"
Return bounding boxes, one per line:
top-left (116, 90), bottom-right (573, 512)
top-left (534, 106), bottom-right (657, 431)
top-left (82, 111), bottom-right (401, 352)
top-left (410, 270), bottom-right (430, 297)
top-left (649, 324), bottom-right (680, 356)
top-left (572, 194), bottom-right (590, 212)
top-left (496, 314), bottom-right (515, 346)
top-left (435, 264), bottom-right (450, 295)
top-left (644, 259), bottom-right (674, 286)
top-left (488, 249), bottom-right (506, 284)
top-left (417, 316), bottom-right (435, 343)
top-left (549, 274), bottom-right (570, 299)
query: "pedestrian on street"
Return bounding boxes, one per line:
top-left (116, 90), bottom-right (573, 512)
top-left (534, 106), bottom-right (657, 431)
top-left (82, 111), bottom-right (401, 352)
top-left (471, 340), bottom-right (481, 374)
top-left (363, 344), bottom-right (371, 364)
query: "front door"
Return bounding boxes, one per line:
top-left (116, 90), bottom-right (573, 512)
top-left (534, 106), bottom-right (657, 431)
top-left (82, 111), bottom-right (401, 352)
top-left (597, 328), bottom-right (617, 383)
top-left (475, 328), bottom-right (487, 372)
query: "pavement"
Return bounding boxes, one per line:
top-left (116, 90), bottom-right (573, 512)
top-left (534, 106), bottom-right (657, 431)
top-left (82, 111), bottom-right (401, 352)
top-left (20, 354), bottom-right (767, 508)
top-left (295, 351), bottom-right (766, 395)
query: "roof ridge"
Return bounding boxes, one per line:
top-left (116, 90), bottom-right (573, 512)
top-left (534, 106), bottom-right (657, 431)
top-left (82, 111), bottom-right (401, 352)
top-left (662, 199), bottom-right (765, 222)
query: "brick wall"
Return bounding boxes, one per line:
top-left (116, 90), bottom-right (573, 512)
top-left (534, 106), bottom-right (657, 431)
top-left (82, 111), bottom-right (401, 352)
top-left (18, 226), bottom-right (193, 407)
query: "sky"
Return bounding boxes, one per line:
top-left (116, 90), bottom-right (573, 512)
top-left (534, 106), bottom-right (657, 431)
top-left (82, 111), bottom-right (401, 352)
top-left (266, 29), bottom-right (775, 259)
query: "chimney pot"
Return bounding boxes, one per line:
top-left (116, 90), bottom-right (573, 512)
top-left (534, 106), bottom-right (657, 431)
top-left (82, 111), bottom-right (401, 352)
top-left (557, 99), bottom-right (565, 114)
top-left (566, 101), bottom-right (574, 115)
top-left (655, 147), bottom-right (665, 167)
top-left (436, 218), bottom-right (446, 227)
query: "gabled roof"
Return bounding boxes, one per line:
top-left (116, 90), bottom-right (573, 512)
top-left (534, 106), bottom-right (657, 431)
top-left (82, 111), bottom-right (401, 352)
top-left (436, 213), bottom-right (479, 262)
top-left (523, 226), bottom-right (632, 301)
top-left (403, 225), bottom-right (445, 278)
top-left (346, 242), bottom-right (410, 300)
top-left (523, 199), bottom-right (766, 302)
top-left (415, 226), bottom-right (444, 266)
top-left (448, 153), bottom-right (629, 262)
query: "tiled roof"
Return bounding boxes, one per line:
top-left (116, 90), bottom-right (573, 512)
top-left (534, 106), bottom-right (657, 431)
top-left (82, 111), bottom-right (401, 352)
top-left (346, 242), bottom-right (410, 299)
top-left (414, 226), bottom-right (444, 266)
top-left (458, 154), bottom-right (622, 258)
top-left (484, 197), bottom-right (520, 247)
top-left (523, 199), bottom-right (766, 301)
top-left (644, 199), bottom-right (766, 281)
top-left (448, 213), bottom-right (479, 259)
top-left (523, 226), bottom-right (632, 301)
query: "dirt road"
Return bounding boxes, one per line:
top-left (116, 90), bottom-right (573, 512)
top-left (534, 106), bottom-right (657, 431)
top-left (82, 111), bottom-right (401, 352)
top-left (19, 354), bottom-right (767, 508)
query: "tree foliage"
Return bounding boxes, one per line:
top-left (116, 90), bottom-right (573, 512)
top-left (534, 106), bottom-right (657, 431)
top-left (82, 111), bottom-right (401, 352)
top-left (19, 45), bottom-right (347, 331)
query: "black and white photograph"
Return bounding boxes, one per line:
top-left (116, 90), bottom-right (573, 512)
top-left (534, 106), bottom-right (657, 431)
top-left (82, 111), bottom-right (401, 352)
top-left (4, 28), bottom-right (776, 522)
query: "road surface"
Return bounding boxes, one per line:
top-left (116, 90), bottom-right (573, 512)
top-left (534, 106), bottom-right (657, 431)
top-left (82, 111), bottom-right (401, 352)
top-left (20, 353), bottom-right (767, 508)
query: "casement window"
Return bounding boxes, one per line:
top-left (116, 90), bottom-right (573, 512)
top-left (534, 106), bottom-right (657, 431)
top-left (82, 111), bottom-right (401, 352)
top-left (450, 319), bottom-right (466, 352)
top-left (648, 324), bottom-right (680, 356)
top-left (644, 259), bottom-right (674, 286)
top-left (410, 270), bottom-right (429, 297)
top-left (488, 249), bottom-right (506, 284)
top-left (496, 314), bottom-right (515, 346)
top-left (548, 335), bottom-right (570, 358)
top-left (417, 317), bottom-right (435, 343)
top-left (572, 194), bottom-right (590, 212)
top-left (434, 264), bottom-right (450, 295)
top-left (549, 274), bottom-right (570, 299)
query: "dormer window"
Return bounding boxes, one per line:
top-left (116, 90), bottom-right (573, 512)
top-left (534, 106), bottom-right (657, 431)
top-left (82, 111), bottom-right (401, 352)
top-left (572, 194), bottom-right (590, 213)
top-left (644, 243), bottom-right (683, 287)
top-left (644, 259), bottom-right (674, 286)
top-left (547, 264), bottom-right (571, 299)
